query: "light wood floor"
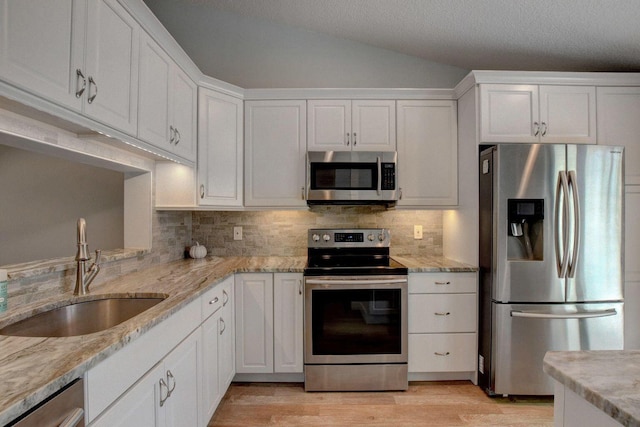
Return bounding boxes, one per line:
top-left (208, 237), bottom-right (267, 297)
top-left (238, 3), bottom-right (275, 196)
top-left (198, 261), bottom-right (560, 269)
top-left (208, 381), bottom-right (554, 426)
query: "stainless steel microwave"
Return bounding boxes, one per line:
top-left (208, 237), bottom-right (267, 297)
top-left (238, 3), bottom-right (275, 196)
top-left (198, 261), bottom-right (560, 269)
top-left (306, 151), bottom-right (398, 205)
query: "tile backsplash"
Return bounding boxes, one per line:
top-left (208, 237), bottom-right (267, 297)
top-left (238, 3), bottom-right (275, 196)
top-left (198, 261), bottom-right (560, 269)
top-left (5, 206), bottom-right (443, 309)
top-left (192, 206), bottom-right (443, 257)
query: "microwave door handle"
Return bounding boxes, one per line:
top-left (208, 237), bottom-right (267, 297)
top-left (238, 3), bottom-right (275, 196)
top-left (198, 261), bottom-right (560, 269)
top-left (376, 156), bottom-right (382, 196)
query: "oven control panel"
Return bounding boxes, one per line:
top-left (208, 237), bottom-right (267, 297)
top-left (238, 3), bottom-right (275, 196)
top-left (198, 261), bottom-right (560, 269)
top-left (308, 228), bottom-right (390, 248)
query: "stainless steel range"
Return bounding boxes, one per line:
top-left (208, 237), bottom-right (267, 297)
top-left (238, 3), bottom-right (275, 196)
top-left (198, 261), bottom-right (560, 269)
top-left (303, 228), bottom-right (408, 391)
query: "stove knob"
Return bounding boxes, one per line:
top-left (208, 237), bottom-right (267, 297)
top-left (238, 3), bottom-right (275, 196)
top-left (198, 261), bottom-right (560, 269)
top-left (312, 233), bottom-right (320, 242)
top-left (368, 234), bottom-right (375, 241)
top-left (322, 234), bottom-right (331, 242)
top-left (378, 233), bottom-right (385, 242)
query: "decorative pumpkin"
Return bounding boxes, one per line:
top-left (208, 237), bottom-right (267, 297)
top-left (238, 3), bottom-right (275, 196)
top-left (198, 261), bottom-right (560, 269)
top-left (189, 242), bottom-right (207, 259)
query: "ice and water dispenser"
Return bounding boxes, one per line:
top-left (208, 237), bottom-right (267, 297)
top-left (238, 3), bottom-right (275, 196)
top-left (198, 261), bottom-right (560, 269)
top-left (507, 199), bottom-right (544, 260)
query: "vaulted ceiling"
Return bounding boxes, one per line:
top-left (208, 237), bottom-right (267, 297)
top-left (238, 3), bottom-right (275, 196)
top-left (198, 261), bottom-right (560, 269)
top-left (144, 0), bottom-right (640, 88)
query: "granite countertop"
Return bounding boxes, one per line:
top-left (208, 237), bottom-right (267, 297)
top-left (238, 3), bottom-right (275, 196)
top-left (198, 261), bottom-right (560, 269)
top-left (544, 350), bottom-right (640, 427)
top-left (0, 254), bottom-right (475, 425)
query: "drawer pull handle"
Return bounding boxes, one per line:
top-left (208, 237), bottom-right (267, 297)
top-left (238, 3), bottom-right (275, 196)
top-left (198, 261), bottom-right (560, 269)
top-left (435, 312), bottom-right (451, 316)
top-left (209, 297), bottom-right (219, 305)
top-left (435, 281), bottom-right (451, 285)
top-left (435, 351), bottom-right (450, 356)
top-left (220, 317), bottom-right (226, 335)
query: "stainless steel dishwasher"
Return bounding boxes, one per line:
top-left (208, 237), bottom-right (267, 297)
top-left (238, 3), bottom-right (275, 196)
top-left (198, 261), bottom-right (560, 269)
top-left (8, 379), bottom-right (84, 427)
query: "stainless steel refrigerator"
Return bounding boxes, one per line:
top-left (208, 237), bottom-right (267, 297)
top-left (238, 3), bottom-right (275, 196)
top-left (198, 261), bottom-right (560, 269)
top-left (478, 144), bottom-right (624, 396)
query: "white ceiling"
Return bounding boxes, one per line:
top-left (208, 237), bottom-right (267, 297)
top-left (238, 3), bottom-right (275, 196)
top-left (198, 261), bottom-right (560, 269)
top-left (145, 0), bottom-right (640, 81)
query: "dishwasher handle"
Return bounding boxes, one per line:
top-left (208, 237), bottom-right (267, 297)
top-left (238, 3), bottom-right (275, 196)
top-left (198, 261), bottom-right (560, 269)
top-left (511, 308), bottom-right (617, 319)
top-left (58, 408), bottom-right (84, 427)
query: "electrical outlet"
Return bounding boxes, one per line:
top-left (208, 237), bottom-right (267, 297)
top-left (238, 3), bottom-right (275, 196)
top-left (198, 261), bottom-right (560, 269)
top-left (414, 225), bottom-right (423, 240)
top-left (233, 226), bottom-right (242, 240)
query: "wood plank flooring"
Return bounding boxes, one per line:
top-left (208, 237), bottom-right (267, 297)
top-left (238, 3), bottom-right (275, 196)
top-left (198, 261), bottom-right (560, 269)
top-left (208, 381), bottom-right (554, 426)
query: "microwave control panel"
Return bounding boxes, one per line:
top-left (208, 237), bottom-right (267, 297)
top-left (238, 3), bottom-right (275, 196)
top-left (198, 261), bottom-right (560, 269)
top-left (381, 163), bottom-right (396, 190)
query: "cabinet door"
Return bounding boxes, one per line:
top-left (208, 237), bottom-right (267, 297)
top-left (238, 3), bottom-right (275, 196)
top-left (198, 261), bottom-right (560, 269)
top-left (625, 186), bottom-right (640, 349)
top-left (307, 100), bottom-right (351, 151)
top-left (480, 84), bottom-right (539, 143)
top-left (0, 0), bottom-right (84, 111)
top-left (91, 363), bottom-right (163, 427)
top-left (137, 33), bottom-right (171, 148)
top-left (201, 313), bottom-right (220, 425)
top-left (273, 273), bottom-right (304, 373)
top-left (539, 85), bottom-right (596, 144)
top-left (396, 100), bottom-right (458, 206)
top-left (235, 273), bottom-right (274, 373)
top-left (84, 0), bottom-right (139, 135)
top-left (164, 330), bottom-right (200, 427)
top-left (244, 101), bottom-right (307, 208)
top-left (597, 87), bottom-right (640, 185)
top-left (352, 100), bottom-right (396, 151)
top-left (218, 279), bottom-right (235, 390)
top-left (170, 66), bottom-right (197, 162)
top-left (198, 88), bottom-right (243, 207)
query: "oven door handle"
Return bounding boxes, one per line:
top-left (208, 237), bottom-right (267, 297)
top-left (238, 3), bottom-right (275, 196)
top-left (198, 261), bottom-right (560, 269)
top-left (305, 278), bottom-right (408, 286)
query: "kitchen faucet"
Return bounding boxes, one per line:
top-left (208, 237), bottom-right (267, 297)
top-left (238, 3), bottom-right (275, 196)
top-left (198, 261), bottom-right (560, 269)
top-left (74, 218), bottom-right (101, 296)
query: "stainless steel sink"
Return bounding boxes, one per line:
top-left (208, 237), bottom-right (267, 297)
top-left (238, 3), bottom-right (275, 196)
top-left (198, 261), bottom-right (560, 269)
top-left (0, 296), bottom-right (166, 337)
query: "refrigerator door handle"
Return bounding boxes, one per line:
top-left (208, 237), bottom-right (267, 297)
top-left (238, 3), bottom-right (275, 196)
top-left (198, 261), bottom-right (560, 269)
top-left (555, 171), bottom-right (570, 278)
top-left (567, 170), bottom-right (581, 278)
top-left (511, 308), bottom-right (617, 319)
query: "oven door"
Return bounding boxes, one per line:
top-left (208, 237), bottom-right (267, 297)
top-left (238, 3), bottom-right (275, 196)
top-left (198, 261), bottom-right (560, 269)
top-left (304, 276), bottom-right (408, 365)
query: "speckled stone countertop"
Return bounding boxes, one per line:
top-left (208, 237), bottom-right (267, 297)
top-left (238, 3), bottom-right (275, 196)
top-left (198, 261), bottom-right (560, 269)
top-left (393, 255), bottom-right (477, 272)
top-left (544, 350), bottom-right (640, 427)
top-left (0, 255), bottom-right (475, 425)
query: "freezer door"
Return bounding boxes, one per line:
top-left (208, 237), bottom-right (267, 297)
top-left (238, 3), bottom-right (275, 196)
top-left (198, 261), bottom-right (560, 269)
top-left (491, 302), bottom-right (623, 396)
top-left (566, 145), bottom-right (624, 302)
top-left (494, 144), bottom-right (566, 302)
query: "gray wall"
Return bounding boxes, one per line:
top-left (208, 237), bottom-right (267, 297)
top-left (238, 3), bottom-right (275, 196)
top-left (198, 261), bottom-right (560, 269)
top-left (145, 1), bottom-right (468, 88)
top-left (0, 144), bottom-right (124, 265)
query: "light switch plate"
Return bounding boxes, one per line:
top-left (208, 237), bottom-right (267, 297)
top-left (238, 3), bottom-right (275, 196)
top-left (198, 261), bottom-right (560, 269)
top-left (414, 225), bottom-right (423, 240)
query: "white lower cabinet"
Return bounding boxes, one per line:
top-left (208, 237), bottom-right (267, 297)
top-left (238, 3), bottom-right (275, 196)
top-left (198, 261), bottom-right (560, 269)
top-left (90, 329), bottom-right (200, 427)
top-left (201, 277), bottom-right (235, 425)
top-left (273, 273), bottom-right (304, 373)
top-left (86, 279), bottom-right (237, 427)
top-left (235, 273), bottom-right (304, 375)
top-left (407, 272), bottom-right (477, 378)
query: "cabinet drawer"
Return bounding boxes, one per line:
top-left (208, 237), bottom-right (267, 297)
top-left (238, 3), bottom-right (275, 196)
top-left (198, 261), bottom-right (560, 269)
top-left (408, 333), bottom-right (476, 373)
top-left (409, 293), bottom-right (476, 333)
top-left (409, 273), bottom-right (476, 294)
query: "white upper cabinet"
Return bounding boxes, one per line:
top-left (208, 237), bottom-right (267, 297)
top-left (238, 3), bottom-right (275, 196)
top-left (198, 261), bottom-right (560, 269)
top-left (83, 0), bottom-right (139, 135)
top-left (480, 84), bottom-right (596, 144)
top-left (396, 100), bottom-right (458, 207)
top-left (198, 88), bottom-right (243, 207)
top-left (244, 100), bottom-right (307, 208)
top-left (0, 0), bottom-right (84, 111)
top-left (0, 0), bottom-right (140, 135)
top-left (597, 86), bottom-right (640, 185)
top-left (307, 100), bottom-right (396, 151)
top-left (138, 32), bottom-right (196, 162)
